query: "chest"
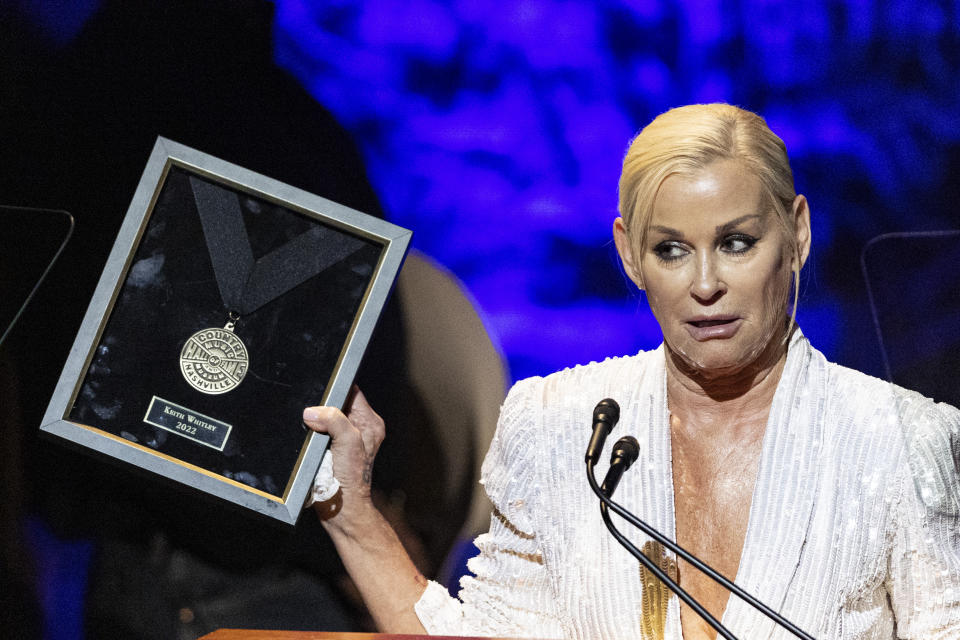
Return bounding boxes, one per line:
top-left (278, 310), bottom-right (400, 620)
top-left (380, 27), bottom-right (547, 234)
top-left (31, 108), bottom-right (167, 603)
top-left (671, 421), bottom-right (767, 638)
top-left (536, 425), bottom-right (896, 640)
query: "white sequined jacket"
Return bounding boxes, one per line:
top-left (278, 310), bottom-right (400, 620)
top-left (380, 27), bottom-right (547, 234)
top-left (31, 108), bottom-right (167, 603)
top-left (414, 332), bottom-right (960, 639)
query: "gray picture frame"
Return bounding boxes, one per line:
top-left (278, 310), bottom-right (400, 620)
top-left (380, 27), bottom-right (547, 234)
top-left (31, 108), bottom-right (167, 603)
top-left (41, 137), bottom-right (411, 525)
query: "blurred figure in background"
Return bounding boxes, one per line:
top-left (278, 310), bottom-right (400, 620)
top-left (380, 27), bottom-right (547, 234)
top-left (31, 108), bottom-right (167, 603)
top-left (0, 1), bottom-right (468, 637)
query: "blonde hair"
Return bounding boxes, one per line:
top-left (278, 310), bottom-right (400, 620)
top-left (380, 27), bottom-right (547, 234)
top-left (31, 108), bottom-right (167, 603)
top-left (617, 103), bottom-right (803, 322)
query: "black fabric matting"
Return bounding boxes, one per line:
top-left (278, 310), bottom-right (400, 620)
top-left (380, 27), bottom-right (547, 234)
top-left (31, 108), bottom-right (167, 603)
top-left (68, 166), bottom-right (381, 496)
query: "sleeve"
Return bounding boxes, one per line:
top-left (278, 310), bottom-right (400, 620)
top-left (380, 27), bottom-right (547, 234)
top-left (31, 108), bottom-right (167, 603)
top-left (414, 377), bottom-right (565, 639)
top-left (886, 400), bottom-right (960, 639)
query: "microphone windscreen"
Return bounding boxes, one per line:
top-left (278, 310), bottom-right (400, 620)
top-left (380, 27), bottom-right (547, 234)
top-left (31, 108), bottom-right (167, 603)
top-left (610, 436), bottom-right (640, 468)
top-left (593, 398), bottom-right (620, 427)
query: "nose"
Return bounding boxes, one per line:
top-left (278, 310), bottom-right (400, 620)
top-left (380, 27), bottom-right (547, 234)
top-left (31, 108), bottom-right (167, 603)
top-left (690, 251), bottom-right (725, 303)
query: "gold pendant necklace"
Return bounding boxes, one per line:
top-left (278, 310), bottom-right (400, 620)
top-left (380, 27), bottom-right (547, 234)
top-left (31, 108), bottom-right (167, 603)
top-left (640, 540), bottom-right (678, 640)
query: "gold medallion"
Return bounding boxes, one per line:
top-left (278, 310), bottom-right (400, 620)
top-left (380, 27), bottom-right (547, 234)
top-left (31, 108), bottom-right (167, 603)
top-left (179, 325), bottom-right (249, 394)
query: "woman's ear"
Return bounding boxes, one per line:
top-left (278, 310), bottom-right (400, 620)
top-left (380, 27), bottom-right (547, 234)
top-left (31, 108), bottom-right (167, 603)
top-left (613, 217), bottom-right (644, 290)
top-left (791, 194), bottom-right (811, 270)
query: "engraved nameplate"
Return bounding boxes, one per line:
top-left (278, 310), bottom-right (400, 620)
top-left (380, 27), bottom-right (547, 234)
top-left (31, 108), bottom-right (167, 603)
top-left (143, 396), bottom-right (233, 451)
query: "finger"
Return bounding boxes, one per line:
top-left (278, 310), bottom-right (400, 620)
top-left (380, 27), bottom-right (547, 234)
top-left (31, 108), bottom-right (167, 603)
top-left (303, 406), bottom-right (370, 493)
top-left (344, 387), bottom-right (385, 453)
top-left (303, 406), bottom-right (358, 445)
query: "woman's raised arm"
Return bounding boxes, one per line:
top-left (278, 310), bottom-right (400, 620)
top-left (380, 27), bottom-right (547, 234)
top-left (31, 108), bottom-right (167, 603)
top-left (302, 387), bottom-right (428, 634)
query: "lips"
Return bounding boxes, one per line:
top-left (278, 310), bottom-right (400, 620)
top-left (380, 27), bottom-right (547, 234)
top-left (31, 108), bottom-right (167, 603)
top-left (690, 318), bottom-right (735, 327)
top-left (685, 316), bottom-right (742, 341)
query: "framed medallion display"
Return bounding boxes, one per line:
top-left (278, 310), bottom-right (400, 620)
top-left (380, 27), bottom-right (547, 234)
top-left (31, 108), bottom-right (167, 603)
top-left (41, 138), bottom-right (411, 524)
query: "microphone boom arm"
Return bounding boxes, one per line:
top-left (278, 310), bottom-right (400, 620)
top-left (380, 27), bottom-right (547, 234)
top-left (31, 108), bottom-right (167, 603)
top-left (588, 459), bottom-right (739, 640)
top-left (585, 458), bottom-right (816, 640)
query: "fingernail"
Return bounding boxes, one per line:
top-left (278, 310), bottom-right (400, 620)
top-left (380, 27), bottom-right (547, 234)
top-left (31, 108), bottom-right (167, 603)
top-left (303, 407), bottom-right (321, 423)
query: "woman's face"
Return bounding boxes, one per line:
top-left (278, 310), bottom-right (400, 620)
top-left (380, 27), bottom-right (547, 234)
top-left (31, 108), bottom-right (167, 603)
top-left (615, 159), bottom-right (809, 377)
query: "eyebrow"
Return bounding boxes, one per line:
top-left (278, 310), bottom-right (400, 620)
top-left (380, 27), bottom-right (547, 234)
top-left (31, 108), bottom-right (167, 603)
top-left (649, 214), bottom-right (764, 238)
top-left (716, 214), bottom-right (763, 234)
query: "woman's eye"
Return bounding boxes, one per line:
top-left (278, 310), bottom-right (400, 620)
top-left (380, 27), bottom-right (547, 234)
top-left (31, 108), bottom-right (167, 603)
top-left (721, 234), bottom-right (757, 254)
top-left (653, 242), bottom-right (687, 261)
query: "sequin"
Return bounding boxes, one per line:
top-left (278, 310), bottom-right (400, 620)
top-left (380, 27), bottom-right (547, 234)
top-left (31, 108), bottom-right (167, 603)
top-left (414, 332), bottom-right (960, 639)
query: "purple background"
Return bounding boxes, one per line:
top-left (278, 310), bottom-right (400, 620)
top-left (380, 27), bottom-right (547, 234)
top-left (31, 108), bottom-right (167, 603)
top-left (269, 0), bottom-right (960, 381)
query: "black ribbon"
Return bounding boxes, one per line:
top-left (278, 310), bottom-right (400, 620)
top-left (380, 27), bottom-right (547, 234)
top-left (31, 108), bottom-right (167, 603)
top-left (189, 176), bottom-right (367, 317)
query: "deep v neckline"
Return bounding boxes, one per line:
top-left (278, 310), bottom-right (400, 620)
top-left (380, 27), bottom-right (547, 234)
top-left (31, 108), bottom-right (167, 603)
top-left (668, 408), bottom-right (767, 639)
top-left (650, 331), bottom-right (825, 640)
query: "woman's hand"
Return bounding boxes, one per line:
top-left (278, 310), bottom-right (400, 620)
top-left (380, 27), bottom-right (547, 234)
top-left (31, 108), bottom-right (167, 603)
top-left (303, 386), bottom-right (385, 528)
top-left (302, 388), bottom-right (429, 634)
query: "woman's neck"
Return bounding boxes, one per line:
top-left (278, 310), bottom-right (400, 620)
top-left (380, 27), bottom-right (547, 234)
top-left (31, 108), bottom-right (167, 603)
top-left (665, 332), bottom-right (791, 438)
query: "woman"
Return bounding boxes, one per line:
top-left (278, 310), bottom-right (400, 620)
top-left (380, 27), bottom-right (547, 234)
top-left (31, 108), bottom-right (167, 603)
top-left (302, 104), bottom-right (960, 639)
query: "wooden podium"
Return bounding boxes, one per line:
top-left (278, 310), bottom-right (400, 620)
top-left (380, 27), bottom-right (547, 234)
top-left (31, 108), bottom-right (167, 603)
top-left (200, 632), bottom-right (520, 640)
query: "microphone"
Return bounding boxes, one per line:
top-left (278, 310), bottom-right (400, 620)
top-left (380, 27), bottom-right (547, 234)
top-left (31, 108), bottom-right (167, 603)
top-left (584, 399), bottom-right (817, 640)
top-left (585, 398), bottom-right (620, 465)
top-left (601, 436), bottom-right (639, 497)
top-left (583, 401), bottom-right (737, 639)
